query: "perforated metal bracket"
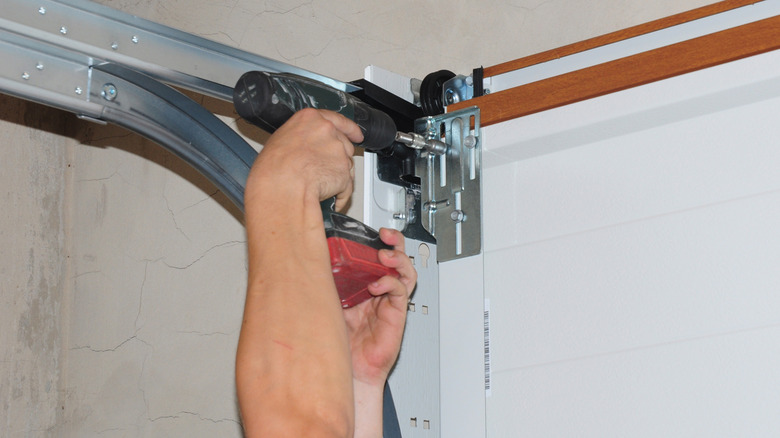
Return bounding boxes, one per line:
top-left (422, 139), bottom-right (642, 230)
top-left (415, 106), bottom-right (481, 262)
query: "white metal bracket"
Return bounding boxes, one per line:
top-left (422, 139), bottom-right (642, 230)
top-left (415, 107), bottom-right (482, 262)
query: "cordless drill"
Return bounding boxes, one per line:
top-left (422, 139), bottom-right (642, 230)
top-left (233, 71), bottom-right (400, 308)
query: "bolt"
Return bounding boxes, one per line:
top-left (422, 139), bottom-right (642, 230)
top-left (38, 6), bottom-right (46, 14)
top-left (111, 42), bottom-right (119, 50)
top-left (60, 26), bottom-right (67, 35)
top-left (74, 87), bottom-right (83, 95)
top-left (22, 72), bottom-right (30, 80)
top-left (451, 210), bottom-right (466, 223)
top-left (463, 135), bottom-right (477, 149)
top-left (424, 200), bottom-right (449, 212)
top-left (131, 35), bottom-right (139, 44)
top-left (101, 83), bottom-right (118, 101)
top-left (36, 63), bottom-right (44, 70)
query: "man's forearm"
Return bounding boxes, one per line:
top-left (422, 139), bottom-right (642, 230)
top-left (353, 379), bottom-right (384, 438)
top-left (237, 184), bottom-right (354, 437)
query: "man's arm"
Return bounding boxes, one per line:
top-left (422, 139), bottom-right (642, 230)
top-left (236, 109), bottom-right (363, 437)
top-left (345, 228), bottom-right (417, 437)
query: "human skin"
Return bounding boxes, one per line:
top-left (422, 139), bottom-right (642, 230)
top-left (236, 108), bottom-right (416, 437)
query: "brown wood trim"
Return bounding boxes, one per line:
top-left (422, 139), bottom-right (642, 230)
top-left (483, 0), bottom-right (764, 78)
top-left (450, 14), bottom-right (780, 127)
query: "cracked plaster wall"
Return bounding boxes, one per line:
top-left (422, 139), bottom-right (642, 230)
top-left (2, 0), bottom-right (716, 436)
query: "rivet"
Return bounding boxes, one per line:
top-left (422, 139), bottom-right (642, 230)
top-left (111, 42), bottom-right (119, 50)
top-left (36, 63), bottom-right (44, 71)
top-left (38, 6), bottom-right (46, 14)
top-left (59, 26), bottom-right (67, 35)
top-left (22, 72), bottom-right (30, 80)
top-left (131, 35), bottom-right (139, 44)
top-left (74, 87), bottom-right (83, 95)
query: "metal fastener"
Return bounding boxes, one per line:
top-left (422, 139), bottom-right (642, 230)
top-left (424, 200), bottom-right (449, 212)
top-left (101, 83), bottom-right (117, 101)
top-left (60, 26), bottom-right (67, 35)
top-left (74, 87), bottom-right (83, 95)
top-left (444, 88), bottom-right (457, 105)
top-left (38, 7), bottom-right (46, 14)
top-left (131, 35), bottom-right (139, 44)
top-left (463, 135), bottom-right (477, 149)
top-left (111, 42), bottom-right (119, 50)
top-left (22, 72), bottom-right (30, 80)
top-left (450, 210), bottom-right (466, 223)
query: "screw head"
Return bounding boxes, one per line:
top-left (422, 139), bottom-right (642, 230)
top-left (36, 63), bottom-right (44, 70)
top-left (131, 35), bottom-right (139, 44)
top-left (22, 72), bottom-right (30, 80)
top-left (101, 83), bottom-right (118, 101)
top-left (38, 6), bottom-right (46, 14)
top-left (111, 42), bottom-right (119, 50)
top-left (60, 26), bottom-right (67, 35)
top-left (74, 87), bottom-right (83, 95)
top-left (444, 89), bottom-right (457, 105)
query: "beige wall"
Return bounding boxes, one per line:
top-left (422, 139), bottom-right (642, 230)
top-left (1, 0), bottom-right (716, 436)
top-left (1, 98), bottom-right (72, 434)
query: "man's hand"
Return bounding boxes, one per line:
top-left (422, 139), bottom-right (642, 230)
top-left (244, 108), bottom-right (363, 213)
top-left (343, 228), bottom-right (417, 386)
top-left (343, 228), bottom-right (417, 437)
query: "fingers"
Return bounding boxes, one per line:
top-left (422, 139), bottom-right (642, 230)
top-left (366, 228), bottom-right (418, 303)
top-left (318, 109), bottom-right (364, 146)
top-left (333, 176), bottom-right (354, 212)
top-left (378, 228), bottom-right (405, 253)
top-left (378, 229), bottom-right (415, 288)
top-left (377, 248), bottom-right (417, 296)
top-left (254, 109), bottom-right (359, 207)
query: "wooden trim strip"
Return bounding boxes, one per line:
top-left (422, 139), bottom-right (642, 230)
top-left (450, 14), bottom-right (780, 127)
top-left (483, 0), bottom-right (764, 78)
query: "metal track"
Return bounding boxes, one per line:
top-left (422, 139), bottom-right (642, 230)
top-left (0, 0), bottom-right (361, 210)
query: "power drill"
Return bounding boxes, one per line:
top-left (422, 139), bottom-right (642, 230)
top-left (233, 71), bottom-right (402, 308)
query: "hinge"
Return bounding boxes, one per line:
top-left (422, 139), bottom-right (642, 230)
top-left (415, 106), bottom-right (481, 262)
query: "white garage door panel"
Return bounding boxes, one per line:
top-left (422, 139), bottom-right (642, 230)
top-left (478, 48), bottom-right (780, 435)
top-left (486, 191), bottom-right (780, 369)
top-left (482, 74), bottom-right (780, 253)
top-left (488, 326), bottom-right (780, 437)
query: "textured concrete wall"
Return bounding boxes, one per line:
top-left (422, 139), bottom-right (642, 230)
top-left (2, 0), bottom-right (716, 436)
top-left (0, 98), bottom-right (73, 435)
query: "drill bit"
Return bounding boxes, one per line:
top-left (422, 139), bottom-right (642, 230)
top-left (395, 132), bottom-right (447, 155)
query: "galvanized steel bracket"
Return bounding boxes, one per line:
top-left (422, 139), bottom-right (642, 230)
top-left (415, 106), bottom-right (481, 262)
